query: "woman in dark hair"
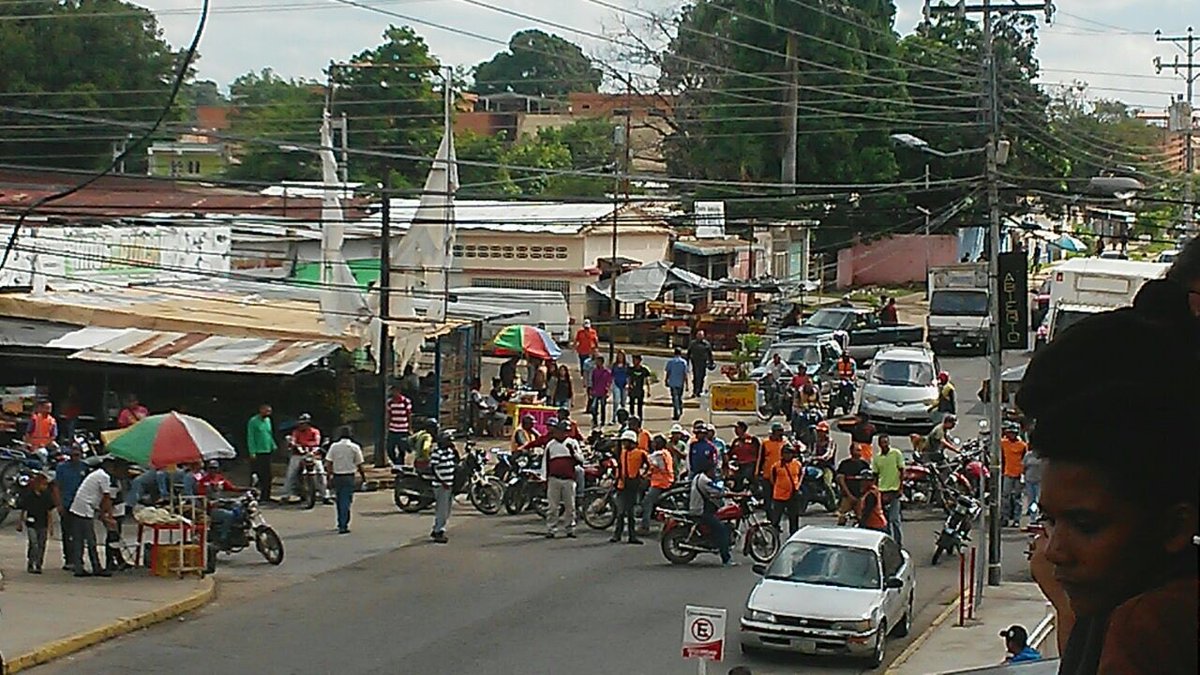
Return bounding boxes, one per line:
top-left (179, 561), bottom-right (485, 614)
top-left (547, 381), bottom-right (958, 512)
top-left (1017, 302), bottom-right (1197, 675)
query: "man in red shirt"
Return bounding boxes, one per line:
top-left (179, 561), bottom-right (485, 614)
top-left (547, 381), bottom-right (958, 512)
top-left (386, 387), bottom-right (413, 465)
top-left (282, 413), bottom-right (326, 503)
top-left (116, 395), bottom-right (149, 429)
top-left (198, 460), bottom-right (247, 546)
top-left (726, 420), bottom-right (760, 490)
top-left (573, 319), bottom-right (599, 369)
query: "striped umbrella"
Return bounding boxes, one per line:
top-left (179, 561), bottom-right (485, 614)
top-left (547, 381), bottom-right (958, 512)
top-left (104, 412), bottom-right (236, 468)
top-left (490, 324), bottom-right (562, 361)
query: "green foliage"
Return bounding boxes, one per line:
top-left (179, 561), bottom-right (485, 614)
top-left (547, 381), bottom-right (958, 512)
top-left (473, 29), bottom-right (602, 97)
top-left (725, 333), bottom-right (766, 381)
top-left (225, 69), bottom-right (325, 182)
top-left (456, 119), bottom-right (615, 198)
top-left (0, 0), bottom-right (183, 170)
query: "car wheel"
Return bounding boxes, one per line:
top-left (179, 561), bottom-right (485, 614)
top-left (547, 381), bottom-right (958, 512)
top-left (892, 593), bottom-right (913, 638)
top-left (867, 622), bottom-right (887, 669)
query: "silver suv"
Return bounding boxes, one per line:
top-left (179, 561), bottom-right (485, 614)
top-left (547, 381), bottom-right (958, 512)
top-left (858, 346), bottom-right (941, 433)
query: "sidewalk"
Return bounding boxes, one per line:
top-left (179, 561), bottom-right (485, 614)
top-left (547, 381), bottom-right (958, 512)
top-left (887, 582), bottom-right (1054, 675)
top-left (0, 491), bottom-right (467, 671)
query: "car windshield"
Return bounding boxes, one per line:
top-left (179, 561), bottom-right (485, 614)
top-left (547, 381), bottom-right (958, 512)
top-left (804, 309), bottom-right (850, 330)
top-left (1051, 309), bottom-right (1095, 340)
top-left (870, 359), bottom-right (935, 387)
top-left (764, 541), bottom-right (881, 589)
top-left (762, 344), bottom-right (819, 367)
top-left (930, 290), bottom-right (989, 316)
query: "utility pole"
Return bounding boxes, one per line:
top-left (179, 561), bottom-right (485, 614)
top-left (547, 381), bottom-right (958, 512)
top-left (375, 184), bottom-right (392, 468)
top-left (1155, 27), bottom-right (1197, 236)
top-left (924, 0), bottom-right (1054, 596)
top-left (440, 65), bottom-right (454, 322)
top-left (782, 33), bottom-right (799, 195)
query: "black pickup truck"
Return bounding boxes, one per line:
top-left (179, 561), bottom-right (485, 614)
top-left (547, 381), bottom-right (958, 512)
top-left (778, 306), bottom-right (925, 362)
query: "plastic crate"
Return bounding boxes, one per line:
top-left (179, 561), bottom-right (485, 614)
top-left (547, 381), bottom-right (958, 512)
top-left (151, 543), bottom-right (204, 577)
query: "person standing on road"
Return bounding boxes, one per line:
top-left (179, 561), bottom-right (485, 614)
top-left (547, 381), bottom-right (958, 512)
top-left (757, 422), bottom-right (790, 516)
top-left (326, 428), bottom-right (366, 535)
top-left (690, 460), bottom-right (734, 566)
top-left (428, 432), bottom-right (458, 544)
top-left (1000, 424), bottom-right (1029, 527)
top-left (1022, 445), bottom-right (1042, 519)
top-left (639, 435), bottom-right (675, 534)
top-left (835, 443), bottom-right (869, 525)
top-left (727, 421), bottom-right (760, 491)
top-left (16, 472), bottom-right (54, 574)
top-left (588, 356), bottom-right (612, 428)
top-left (574, 319), bottom-right (599, 370)
top-left (610, 430), bottom-right (648, 545)
top-left (246, 404), bottom-right (277, 502)
top-left (611, 351), bottom-right (629, 415)
top-left (386, 387), bottom-right (413, 465)
top-left (933, 371), bottom-right (957, 419)
top-left (879, 296), bottom-right (899, 325)
top-left (769, 445), bottom-right (803, 536)
top-left (664, 348), bottom-right (689, 421)
top-left (686, 330), bottom-right (715, 397)
top-left (627, 354), bottom-right (652, 420)
top-left (53, 444), bottom-right (85, 570)
top-left (871, 434), bottom-right (905, 546)
top-left (544, 421), bottom-right (584, 539)
top-left (69, 458), bottom-right (125, 577)
top-left (855, 470), bottom-right (888, 534)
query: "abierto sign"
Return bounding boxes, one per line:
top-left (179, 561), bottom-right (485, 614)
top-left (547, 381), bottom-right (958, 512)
top-left (682, 605), bottom-right (727, 662)
top-left (998, 251), bottom-right (1029, 350)
top-left (709, 382), bottom-right (757, 413)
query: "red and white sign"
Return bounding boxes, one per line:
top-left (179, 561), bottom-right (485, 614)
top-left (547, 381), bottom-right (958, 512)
top-left (681, 605), bottom-right (727, 661)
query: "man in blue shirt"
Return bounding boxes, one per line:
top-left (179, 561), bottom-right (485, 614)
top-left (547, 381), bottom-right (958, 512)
top-left (53, 444), bottom-right (86, 570)
top-left (1000, 625), bottom-right (1042, 664)
top-left (688, 422), bottom-right (719, 478)
top-left (663, 347), bottom-right (689, 421)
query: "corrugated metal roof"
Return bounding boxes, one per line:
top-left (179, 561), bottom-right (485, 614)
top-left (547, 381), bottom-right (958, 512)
top-left (0, 317), bottom-right (78, 347)
top-left (52, 328), bottom-right (339, 375)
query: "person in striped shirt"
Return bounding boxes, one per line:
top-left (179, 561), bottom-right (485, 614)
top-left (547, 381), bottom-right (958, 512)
top-left (428, 432), bottom-right (458, 544)
top-left (386, 387), bottom-right (414, 465)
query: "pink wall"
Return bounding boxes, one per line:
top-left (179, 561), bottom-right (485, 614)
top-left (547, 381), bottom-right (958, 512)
top-left (836, 234), bottom-right (958, 288)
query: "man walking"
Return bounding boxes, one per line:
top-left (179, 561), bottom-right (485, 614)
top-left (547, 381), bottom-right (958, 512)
top-left (246, 404), bottom-right (277, 501)
top-left (664, 347), bottom-right (689, 421)
top-left (871, 434), bottom-right (905, 546)
top-left (543, 420), bottom-right (584, 539)
top-left (573, 319), bottom-right (599, 370)
top-left (326, 428), bottom-right (366, 534)
top-left (53, 444), bottom-right (85, 570)
top-left (429, 432), bottom-right (458, 544)
top-left (1000, 424), bottom-right (1028, 527)
top-left (627, 354), bottom-right (652, 420)
top-left (686, 330), bottom-right (715, 397)
top-left (588, 355), bottom-right (612, 428)
top-left (610, 430), bottom-right (648, 545)
top-left (16, 472), bottom-right (54, 574)
top-left (386, 387), bottom-right (413, 465)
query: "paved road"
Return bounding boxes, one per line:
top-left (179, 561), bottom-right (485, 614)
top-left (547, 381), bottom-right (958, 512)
top-left (34, 354), bottom-right (1032, 675)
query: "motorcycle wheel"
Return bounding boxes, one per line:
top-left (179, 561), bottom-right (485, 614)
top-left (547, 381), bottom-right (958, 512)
top-left (300, 475), bottom-right (317, 510)
top-left (660, 527), bottom-right (698, 565)
top-left (755, 401), bottom-right (775, 422)
top-left (393, 477), bottom-right (427, 513)
top-left (469, 480), bottom-right (503, 516)
top-left (746, 524), bottom-right (781, 564)
top-left (582, 489), bottom-right (617, 530)
top-left (254, 526), bottom-right (285, 565)
top-left (502, 484), bottom-right (528, 516)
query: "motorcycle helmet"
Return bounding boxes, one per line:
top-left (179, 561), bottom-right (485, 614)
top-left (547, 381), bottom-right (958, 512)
top-left (937, 371), bottom-right (950, 385)
top-left (520, 414), bottom-right (536, 425)
top-left (815, 421), bottom-right (830, 433)
top-left (437, 430), bottom-right (456, 448)
top-left (804, 466), bottom-right (823, 479)
top-left (297, 412), bottom-right (313, 423)
top-left (206, 459), bottom-right (221, 471)
top-left (557, 406), bottom-right (571, 419)
top-left (619, 429), bottom-right (638, 444)
top-left (770, 421), bottom-right (785, 433)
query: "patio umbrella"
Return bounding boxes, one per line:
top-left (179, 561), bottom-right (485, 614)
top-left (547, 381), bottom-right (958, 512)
top-left (104, 412), bottom-right (236, 468)
top-left (491, 324), bottom-right (562, 361)
top-left (1053, 234), bottom-right (1087, 253)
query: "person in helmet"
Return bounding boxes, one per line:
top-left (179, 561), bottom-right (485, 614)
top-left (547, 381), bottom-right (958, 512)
top-left (512, 414), bottom-right (539, 452)
top-left (283, 413), bottom-right (326, 503)
top-left (931, 371), bottom-right (956, 418)
top-left (199, 459), bottom-right (246, 547)
top-left (611, 429), bottom-right (648, 545)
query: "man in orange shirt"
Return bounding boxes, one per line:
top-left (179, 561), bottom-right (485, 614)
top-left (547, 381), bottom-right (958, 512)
top-left (769, 445), bottom-right (803, 536)
top-left (639, 435), bottom-right (675, 533)
top-left (573, 319), bottom-right (599, 370)
top-left (611, 430), bottom-right (648, 544)
top-left (758, 421), bottom-right (791, 516)
top-left (1000, 424), bottom-right (1029, 527)
top-left (23, 400), bottom-right (58, 455)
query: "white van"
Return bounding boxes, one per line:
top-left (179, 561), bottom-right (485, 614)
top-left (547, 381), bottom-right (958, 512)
top-left (448, 287), bottom-right (571, 340)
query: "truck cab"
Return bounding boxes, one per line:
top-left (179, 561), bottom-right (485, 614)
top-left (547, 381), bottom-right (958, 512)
top-left (926, 263), bottom-right (989, 355)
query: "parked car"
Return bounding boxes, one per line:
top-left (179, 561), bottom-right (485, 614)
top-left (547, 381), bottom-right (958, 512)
top-left (1155, 249), bottom-right (1179, 264)
top-left (779, 306), bottom-right (924, 362)
top-left (749, 335), bottom-right (844, 383)
top-left (740, 526), bottom-right (914, 668)
top-left (857, 346), bottom-right (942, 433)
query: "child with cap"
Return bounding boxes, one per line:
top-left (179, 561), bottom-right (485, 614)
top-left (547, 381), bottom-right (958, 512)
top-left (1000, 625), bottom-right (1042, 663)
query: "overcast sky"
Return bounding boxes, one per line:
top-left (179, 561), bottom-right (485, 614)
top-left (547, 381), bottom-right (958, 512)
top-left (142, 0), bottom-right (1194, 111)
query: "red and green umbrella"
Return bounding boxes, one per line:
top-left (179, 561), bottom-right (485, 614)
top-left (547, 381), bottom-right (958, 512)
top-left (103, 412), bottom-right (236, 468)
top-left (490, 324), bottom-right (562, 361)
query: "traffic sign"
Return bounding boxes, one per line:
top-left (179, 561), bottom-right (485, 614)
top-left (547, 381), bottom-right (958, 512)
top-left (709, 382), bottom-right (757, 413)
top-left (682, 605), bottom-right (727, 662)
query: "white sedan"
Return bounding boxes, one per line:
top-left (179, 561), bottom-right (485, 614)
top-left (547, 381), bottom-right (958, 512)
top-left (739, 526), bottom-right (915, 669)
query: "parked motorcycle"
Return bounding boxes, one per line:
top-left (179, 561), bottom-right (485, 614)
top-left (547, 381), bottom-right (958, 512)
top-left (796, 465), bottom-right (839, 515)
top-left (206, 489), bottom-right (284, 572)
top-left (827, 378), bottom-right (857, 418)
top-left (394, 441), bottom-right (502, 516)
top-left (659, 493), bottom-right (780, 565)
top-left (931, 493), bottom-right (982, 565)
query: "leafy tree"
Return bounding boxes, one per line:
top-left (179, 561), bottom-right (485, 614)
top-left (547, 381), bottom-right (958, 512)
top-left (0, 0), bottom-right (183, 171)
top-left (473, 29), bottom-right (602, 97)
top-left (224, 69), bottom-right (325, 182)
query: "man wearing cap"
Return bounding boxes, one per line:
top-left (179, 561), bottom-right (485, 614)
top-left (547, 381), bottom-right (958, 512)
top-left (1000, 424), bottom-right (1028, 527)
top-left (611, 429), bottom-right (648, 544)
top-left (573, 319), bottom-right (599, 370)
top-left (727, 421), bottom-right (760, 491)
top-left (688, 421), bottom-right (718, 479)
top-left (1000, 625), bottom-right (1042, 663)
top-left (543, 420), bottom-right (584, 539)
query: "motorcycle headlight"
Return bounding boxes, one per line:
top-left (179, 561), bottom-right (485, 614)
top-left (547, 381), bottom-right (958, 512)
top-left (835, 619), bottom-right (874, 632)
top-left (745, 608), bottom-right (776, 623)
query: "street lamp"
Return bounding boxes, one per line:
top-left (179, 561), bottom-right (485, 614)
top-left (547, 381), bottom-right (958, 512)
top-left (890, 132), bottom-right (1004, 160)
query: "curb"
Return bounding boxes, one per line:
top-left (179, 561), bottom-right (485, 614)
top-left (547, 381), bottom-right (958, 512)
top-left (6, 576), bottom-right (216, 673)
top-left (884, 591), bottom-right (961, 675)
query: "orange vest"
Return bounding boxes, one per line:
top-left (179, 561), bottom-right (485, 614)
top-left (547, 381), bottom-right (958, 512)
top-left (837, 360), bottom-right (855, 377)
top-left (771, 459), bottom-right (802, 501)
top-left (760, 438), bottom-right (787, 478)
top-left (857, 486), bottom-right (888, 530)
top-left (27, 413), bottom-right (56, 449)
top-left (636, 429), bottom-right (651, 452)
top-left (617, 448), bottom-right (648, 489)
top-left (649, 451), bottom-right (674, 489)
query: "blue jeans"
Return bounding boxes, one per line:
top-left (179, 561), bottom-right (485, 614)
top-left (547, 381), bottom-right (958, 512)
top-left (332, 474), bottom-right (355, 531)
top-left (1002, 476), bottom-right (1024, 523)
top-left (1024, 480), bottom-right (1040, 515)
top-left (612, 386), bottom-right (627, 413)
top-left (669, 386), bottom-right (684, 420)
top-left (699, 509), bottom-right (731, 563)
top-left (590, 396), bottom-right (607, 427)
top-left (387, 432), bottom-right (410, 465)
top-left (432, 484), bottom-right (452, 535)
top-left (883, 492), bottom-right (903, 547)
top-left (211, 508), bottom-right (235, 545)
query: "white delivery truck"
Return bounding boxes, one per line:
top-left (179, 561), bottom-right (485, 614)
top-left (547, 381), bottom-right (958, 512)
top-left (447, 287), bottom-right (571, 341)
top-left (926, 262), bottom-right (990, 354)
top-left (1043, 257), bottom-right (1168, 343)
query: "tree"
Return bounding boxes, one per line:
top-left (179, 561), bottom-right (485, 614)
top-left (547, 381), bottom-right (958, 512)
top-left (473, 29), bottom-right (602, 97)
top-left (224, 69), bottom-right (325, 182)
top-left (0, 0), bottom-right (184, 171)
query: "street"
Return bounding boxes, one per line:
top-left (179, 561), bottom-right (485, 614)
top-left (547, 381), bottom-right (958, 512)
top-left (32, 354), bottom-right (1032, 675)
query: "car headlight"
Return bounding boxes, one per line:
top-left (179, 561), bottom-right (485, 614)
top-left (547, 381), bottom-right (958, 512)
top-left (923, 398), bottom-right (938, 407)
top-left (862, 394), bottom-right (880, 405)
top-left (745, 608), bottom-right (776, 623)
top-left (835, 619), bottom-right (874, 632)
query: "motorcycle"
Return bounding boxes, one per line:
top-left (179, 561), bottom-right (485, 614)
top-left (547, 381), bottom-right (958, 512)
top-left (755, 376), bottom-right (792, 422)
top-left (294, 442), bottom-right (329, 510)
top-left (827, 378), bottom-right (856, 417)
top-left (206, 489), bottom-right (284, 572)
top-left (796, 465), bottom-right (839, 515)
top-left (659, 493), bottom-right (780, 565)
top-left (931, 492), bottom-right (982, 565)
top-left (394, 441), bottom-right (503, 516)
top-left (0, 444), bottom-right (57, 525)
top-left (790, 406), bottom-right (824, 448)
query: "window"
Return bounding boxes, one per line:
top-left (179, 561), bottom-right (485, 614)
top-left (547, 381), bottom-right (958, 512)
top-left (870, 359), bottom-right (935, 387)
top-left (880, 539), bottom-right (904, 578)
top-left (186, 160), bottom-right (201, 174)
top-left (168, 160), bottom-right (183, 177)
top-left (763, 542), bottom-right (882, 590)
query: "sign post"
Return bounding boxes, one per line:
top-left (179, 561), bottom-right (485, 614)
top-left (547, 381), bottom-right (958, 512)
top-left (709, 382), bottom-right (758, 414)
top-left (682, 605), bottom-right (727, 673)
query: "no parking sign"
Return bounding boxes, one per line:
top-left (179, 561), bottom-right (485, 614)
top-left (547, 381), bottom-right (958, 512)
top-left (681, 605), bottom-right (727, 663)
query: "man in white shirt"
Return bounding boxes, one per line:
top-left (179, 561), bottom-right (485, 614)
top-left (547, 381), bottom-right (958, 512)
top-left (325, 428), bottom-right (366, 534)
top-left (69, 458), bottom-right (126, 577)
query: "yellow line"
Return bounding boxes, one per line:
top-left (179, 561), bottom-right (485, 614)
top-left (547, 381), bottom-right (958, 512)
top-left (6, 577), bottom-right (216, 674)
top-left (884, 592), bottom-right (961, 675)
